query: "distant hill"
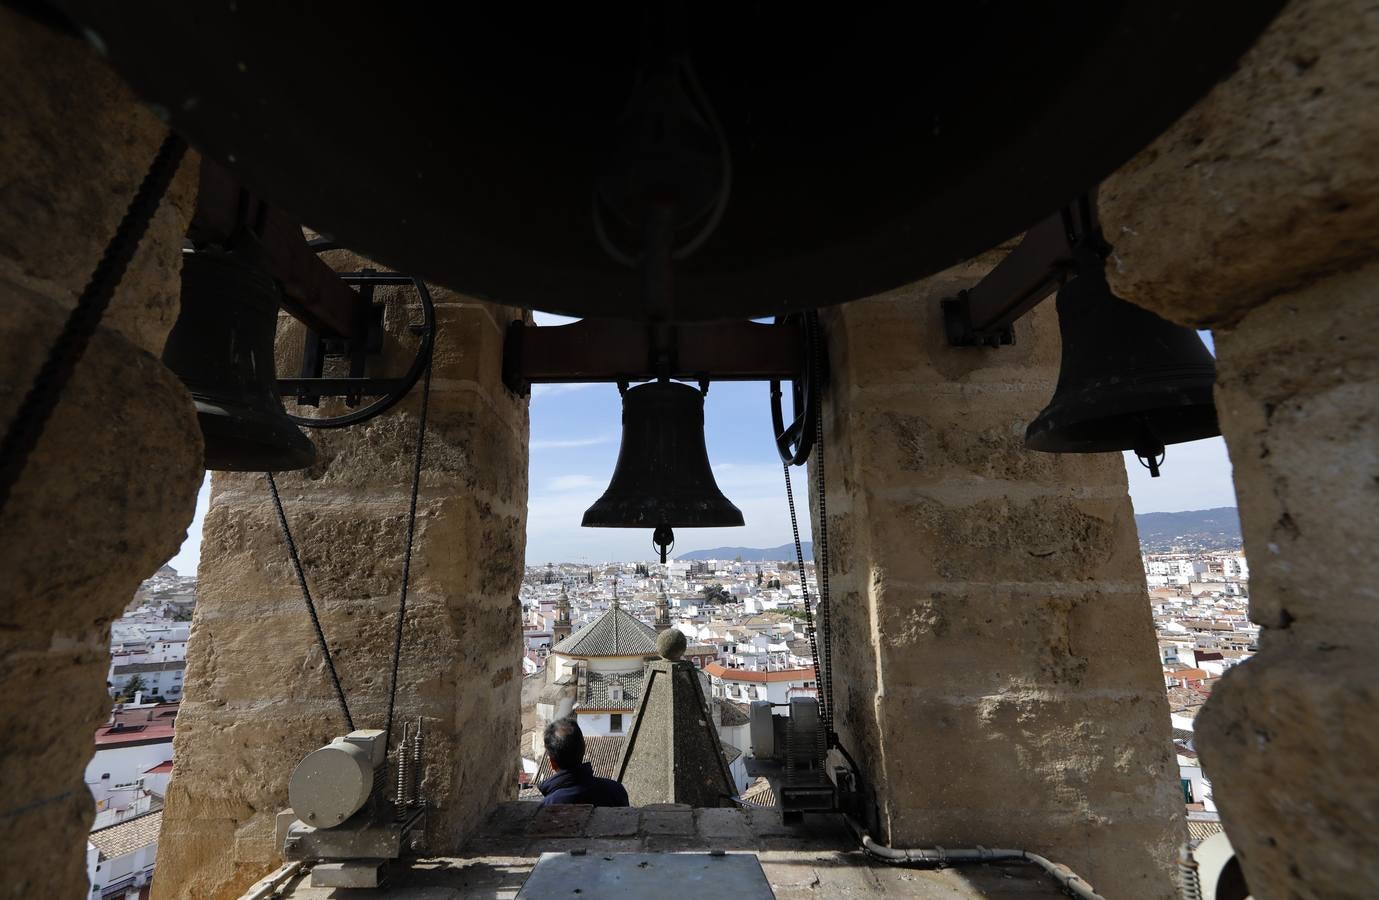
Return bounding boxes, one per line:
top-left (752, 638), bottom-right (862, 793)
top-left (677, 543), bottom-right (812, 562)
top-left (677, 509), bottom-right (1239, 561)
top-left (1134, 507), bottom-right (1241, 553)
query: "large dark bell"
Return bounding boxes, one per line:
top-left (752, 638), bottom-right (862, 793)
top-left (583, 381), bottom-right (743, 530)
top-left (1025, 266), bottom-right (1220, 457)
top-left (162, 243), bottom-right (316, 472)
top-left (50, 2), bottom-right (1282, 320)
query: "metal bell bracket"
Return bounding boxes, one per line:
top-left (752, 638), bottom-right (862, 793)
top-left (278, 267), bottom-right (436, 430)
top-left (188, 158), bottom-right (436, 430)
top-left (942, 192), bottom-right (1106, 347)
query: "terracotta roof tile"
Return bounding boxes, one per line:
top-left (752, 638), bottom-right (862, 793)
top-left (89, 810), bottom-right (162, 860)
top-left (554, 606), bottom-right (659, 657)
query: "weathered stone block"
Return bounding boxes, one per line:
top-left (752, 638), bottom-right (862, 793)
top-left (158, 293), bottom-right (528, 898)
top-left (818, 266), bottom-right (1179, 899)
top-left (1199, 644), bottom-right (1379, 900)
top-left (586, 805), bottom-right (641, 838)
top-left (527, 804), bottom-right (594, 837)
top-left (1100, 0), bottom-right (1379, 328)
top-left (640, 807), bottom-right (695, 836)
top-left (0, 10), bottom-right (202, 896)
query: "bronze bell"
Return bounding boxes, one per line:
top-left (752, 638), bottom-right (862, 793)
top-left (1025, 261), bottom-right (1219, 475)
top-left (583, 381), bottom-right (743, 560)
top-left (162, 236), bottom-right (316, 472)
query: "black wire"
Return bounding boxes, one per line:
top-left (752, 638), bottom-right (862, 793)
top-left (266, 471), bottom-right (355, 731)
top-left (384, 356), bottom-right (432, 748)
top-left (0, 132), bottom-right (187, 517)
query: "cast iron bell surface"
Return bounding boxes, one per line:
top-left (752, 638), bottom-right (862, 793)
top-left (583, 381), bottom-right (743, 530)
top-left (49, 2), bottom-right (1282, 320)
top-left (162, 241), bottom-right (317, 472)
top-left (1025, 265), bottom-right (1220, 456)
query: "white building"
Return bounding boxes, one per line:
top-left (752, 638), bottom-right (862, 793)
top-left (87, 705), bottom-right (175, 826)
top-left (704, 662), bottom-right (816, 710)
top-left (85, 703), bottom-right (175, 897)
top-left (87, 810), bottom-right (160, 899)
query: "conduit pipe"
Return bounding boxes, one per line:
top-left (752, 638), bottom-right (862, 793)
top-left (848, 820), bottom-right (1106, 900)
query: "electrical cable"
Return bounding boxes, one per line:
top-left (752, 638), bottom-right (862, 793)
top-left (383, 354), bottom-right (432, 748)
top-left (851, 822), bottom-right (1106, 900)
top-left (0, 132), bottom-right (186, 517)
top-left (266, 471), bottom-right (355, 731)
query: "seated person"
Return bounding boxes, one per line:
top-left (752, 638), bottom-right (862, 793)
top-left (538, 717), bottom-right (629, 807)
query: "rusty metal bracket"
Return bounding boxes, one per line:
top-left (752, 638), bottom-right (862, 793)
top-left (189, 158), bottom-right (366, 340)
top-left (942, 192), bottom-right (1106, 347)
top-left (502, 318), bottom-right (805, 397)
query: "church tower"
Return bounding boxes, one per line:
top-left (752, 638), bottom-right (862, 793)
top-left (655, 581), bottom-right (671, 632)
top-left (553, 586), bottom-right (572, 645)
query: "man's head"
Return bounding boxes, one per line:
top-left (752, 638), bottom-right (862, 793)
top-left (544, 717), bottom-right (585, 773)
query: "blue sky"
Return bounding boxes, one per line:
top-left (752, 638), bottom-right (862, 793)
top-left (164, 325), bottom-right (1235, 572)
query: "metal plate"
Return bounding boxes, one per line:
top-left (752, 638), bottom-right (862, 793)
top-left (517, 852), bottom-right (774, 900)
top-left (51, 3), bottom-right (1283, 321)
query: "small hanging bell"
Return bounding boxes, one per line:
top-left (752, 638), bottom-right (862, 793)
top-left (162, 235), bottom-right (316, 471)
top-left (1025, 259), bottom-right (1220, 476)
top-left (583, 381), bottom-right (743, 560)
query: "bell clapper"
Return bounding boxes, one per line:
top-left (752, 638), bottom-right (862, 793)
top-left (1137, 443), bottom-right (1167, 478)
top-left (653, 525), bottom-right (675, 564)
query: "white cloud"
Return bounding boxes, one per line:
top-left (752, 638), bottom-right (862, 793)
top-left (529, 435), bottom-right (614, 450)
top-left (531, 382), bottom-right (601, 399)
top-left (547, 474), bottom-right (600, 492)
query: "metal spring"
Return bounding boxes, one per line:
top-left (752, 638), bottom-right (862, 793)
top-left (409, 718), bottom-right (424, 807)
top-left (394, 723), bottom-right (412, 820)
top-left (1177, 846), bottom-right (1203, 900)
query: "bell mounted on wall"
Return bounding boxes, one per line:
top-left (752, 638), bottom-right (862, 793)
top-left (162, 232), bottom-right (317, 472)
top-left (583, 379), bottom-right (743, 562)
top-left (1025, 253), bottom-right (1220, 476)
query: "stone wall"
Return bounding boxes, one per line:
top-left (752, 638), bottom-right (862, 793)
top-left (1099, 2), bottom-right (1379, 896)
top-left (814, 254), bottom-right (1182, 899)
top-left (0, 8), bottom-right (203, 898)
top-left (153, 259), bottom-right (529, 898)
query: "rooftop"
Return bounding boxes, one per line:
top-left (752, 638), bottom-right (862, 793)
top-left (578, 670), bottom-right (643, 712)
top-left (705, 662), bottom-right (813, 683)
top-left (89, 809), bottom-right (161, 860)
top-left (554, 604), bottom-right (659, 657)
top-left (262, 803), bottom-right (1075, 899)
top-left (95, 721), bottom-right (175, 748)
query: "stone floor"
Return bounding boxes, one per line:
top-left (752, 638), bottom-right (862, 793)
top-left (262, 802), bottom-right (1074, 898)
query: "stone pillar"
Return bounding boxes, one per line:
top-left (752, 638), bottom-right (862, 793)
top-left (154, 261), bottom-right (529, 898)
top-left (815, 252), bottom-right (1182, 899)
top-left (1099, 3), bottom-right (1379, 895)
top-left (0, 8), bottom-right (203, 897)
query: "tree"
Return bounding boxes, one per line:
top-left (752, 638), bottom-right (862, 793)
top-left (120, 674), bottom-right (147, 699)
top-left (699, 583), bottom-right (736, 606)
top-left (756, 571), bottom-right (763, 586)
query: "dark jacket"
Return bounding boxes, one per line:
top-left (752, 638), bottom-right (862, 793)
top-left (538, 762), bottom-right (630, 807)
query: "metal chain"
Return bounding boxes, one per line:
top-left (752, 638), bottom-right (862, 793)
top-left (783, 463), bottom-right (824, 725)
top-left (384, 357), bottom-right (432, 748)
top-left (810, 319), bottom-right (835, 737)
top-left (0, 132), bottom-right (187, 517)
top-left (267, 471), bottom-right (355, 731)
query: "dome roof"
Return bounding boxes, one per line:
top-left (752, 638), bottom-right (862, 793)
top-left (553, 603), bottom-right (658, 657)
